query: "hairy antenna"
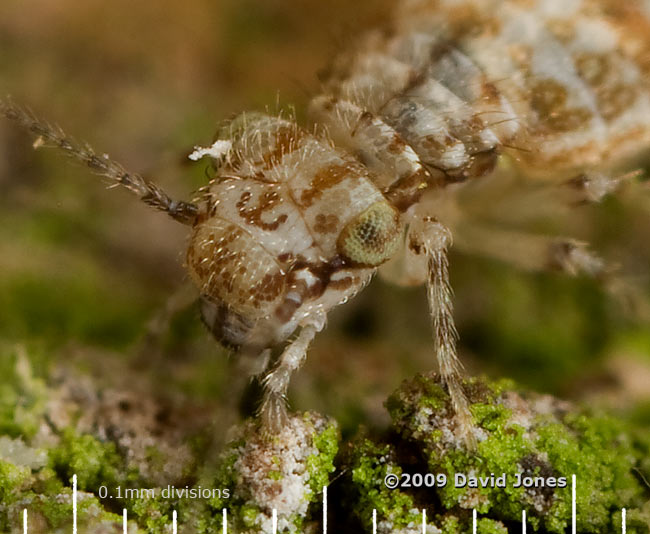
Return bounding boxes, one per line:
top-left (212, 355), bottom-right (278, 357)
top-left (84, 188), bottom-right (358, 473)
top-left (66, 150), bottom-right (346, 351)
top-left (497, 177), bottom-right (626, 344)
top-left (0, 98), bottom-right (199, 225)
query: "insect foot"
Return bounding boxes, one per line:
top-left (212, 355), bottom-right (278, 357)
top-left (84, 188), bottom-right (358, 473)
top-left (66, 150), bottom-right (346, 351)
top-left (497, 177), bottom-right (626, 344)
top-left (408, 217), bottom-right (477, 450)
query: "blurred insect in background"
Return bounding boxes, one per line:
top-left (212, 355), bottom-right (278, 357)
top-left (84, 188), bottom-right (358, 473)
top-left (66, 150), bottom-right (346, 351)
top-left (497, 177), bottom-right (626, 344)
top-left (2, 0), bottom-right (650, 447)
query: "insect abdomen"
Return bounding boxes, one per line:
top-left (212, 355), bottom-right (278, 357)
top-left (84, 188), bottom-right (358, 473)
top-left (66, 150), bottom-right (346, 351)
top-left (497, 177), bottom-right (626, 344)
top-left (312, 0), bottom-right (650, 191)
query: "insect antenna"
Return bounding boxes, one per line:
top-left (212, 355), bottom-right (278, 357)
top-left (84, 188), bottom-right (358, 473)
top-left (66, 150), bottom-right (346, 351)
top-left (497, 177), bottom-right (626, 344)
top-left (0, 97), bottom-right (199, 225)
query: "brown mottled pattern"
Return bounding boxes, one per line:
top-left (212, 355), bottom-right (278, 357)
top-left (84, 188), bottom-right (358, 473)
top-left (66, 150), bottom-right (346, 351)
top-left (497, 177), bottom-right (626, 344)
top-left (374, 0), bottom-right (650, 171)
top-left (327, 276), bottom-right (357, 291)
top-left (298, 164), bottom-right (354, 208)
top-left (189, 113), bottom-right (392, 329)
top-left (185, 0), bottom-right (650, 334)
top-left (261, 125), bottom-right (304, 170)
top-left (236, 188), bottom-right (289, 231)
top-left (313, 213), bottom-right (340, 234)
top-left (529, 79), bottom-right (594, 134)
top-left (574, 52), bottom-right (640, 122)
top-left (186, 217), bottom-right (287, 318)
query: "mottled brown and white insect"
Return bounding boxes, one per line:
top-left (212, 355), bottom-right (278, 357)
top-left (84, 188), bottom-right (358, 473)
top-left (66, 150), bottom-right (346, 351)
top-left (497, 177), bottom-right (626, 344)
top-left (3, 0), bottom-right (650, 446)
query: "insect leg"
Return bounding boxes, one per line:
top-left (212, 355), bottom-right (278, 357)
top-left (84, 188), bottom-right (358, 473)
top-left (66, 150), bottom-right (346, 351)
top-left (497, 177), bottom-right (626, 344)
top-left (416, 218), bottom-right (477, 450)
top-left (0, 98), bottom-right (199, 225)
top-left (259, 314), bottom-right (325, 434)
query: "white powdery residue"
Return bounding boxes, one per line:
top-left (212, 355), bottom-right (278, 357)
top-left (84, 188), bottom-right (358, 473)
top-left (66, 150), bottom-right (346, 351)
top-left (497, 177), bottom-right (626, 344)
top-left (234, 416), bottom-right (325, 532)
top-left (458, 487), bottom-right (486, 510)
top-left (530, 393), bottom-right (570, 418)
top-left (529, 490), bottom-right (548, 513)
top-left (426, 413), bottom-right (455, 447)
top-left (414, 406), bottom-right (434, 435)
top-left (382, 519), bottom-right (443, 534)
top-left (500, 392), bottom-right (535, 431)
top-left (472, 426), bottom-right (489, 443)
top-left (0, 436), bottom-right (47, 469)
top-left (378, 519), bottom-right (397, 534)
top-left (188, 140), bottom-right (232, 161)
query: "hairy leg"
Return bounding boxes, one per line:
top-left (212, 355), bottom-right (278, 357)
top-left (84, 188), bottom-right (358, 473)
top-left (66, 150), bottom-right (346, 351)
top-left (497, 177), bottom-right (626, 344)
top-left (412, 217), bottom-right (477, 449)
top-left (259, 313), bottom-right (325, 434)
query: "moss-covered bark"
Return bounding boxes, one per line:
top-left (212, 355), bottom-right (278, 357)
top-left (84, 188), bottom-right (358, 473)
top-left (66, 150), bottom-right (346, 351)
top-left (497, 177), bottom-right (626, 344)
top-left (0, 346), bottom-right (648, 533)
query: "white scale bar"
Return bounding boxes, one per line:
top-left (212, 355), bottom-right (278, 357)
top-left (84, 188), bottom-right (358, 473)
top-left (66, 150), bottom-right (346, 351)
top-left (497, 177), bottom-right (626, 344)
top-left (572, 474), bottom-right (576, 534)
top-left (23, 509), bottom-right (27, 534)
top-left (29, 472), bottom-right (632, 534)
top-left (73, 474), bottom-right (77, 534)
top-left (323, 486), bottom-right (327, 534)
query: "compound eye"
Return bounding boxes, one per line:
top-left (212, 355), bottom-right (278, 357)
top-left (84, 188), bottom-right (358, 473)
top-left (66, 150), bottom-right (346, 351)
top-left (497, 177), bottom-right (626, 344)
top-left (338, 201), bottom-right (402, 267)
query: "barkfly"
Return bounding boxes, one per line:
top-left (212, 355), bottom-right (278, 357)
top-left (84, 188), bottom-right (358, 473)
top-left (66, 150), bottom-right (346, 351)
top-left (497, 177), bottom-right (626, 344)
top-left (3, 0), bottom-right (650, 447)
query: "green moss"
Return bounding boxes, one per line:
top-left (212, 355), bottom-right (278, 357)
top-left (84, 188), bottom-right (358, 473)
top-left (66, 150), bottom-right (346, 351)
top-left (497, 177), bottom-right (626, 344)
top-left (477, 517), bottom-right (509, 534)
top-left (241, 503), bottom-right (263, 528)
top-left (35, 491), bottom-right (75, 528)
top-left (0, 459), bottom-right (31, 526)
top-left (617, 503), bottom-right (650, 534)
top-left (3, 476), bottom-right (125, 532)
top-left (129, 496), bottom-right (176, 534)
top-left (439, 514), bottom-right (461, 533)
top-left (352, 373), bottom-right (650, 534)
top-left (386, 373), bottom-right (448, 423)
top-left (48, 428), bottom-right (124, 491)
top-left (206, 446), bottom-right (240, 513)
top-left (306, 419), bottom-right (339, 495)
top-left (471, 402), bottom-right (512, 432)
top-left (0, 469), bottom-right (62, 530)
top-left (30, 467), bottom-right (66, 496)
top-left (1, 344), bottom-right (647, 533)
top-left (535, 414), bottom-right (644, 533)
top-left (345, 438), bottom-right (421, 530)
top-left (0, 349), bottom-right (48, 440)
top-left (45, 426), bottom-right (180, 532)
